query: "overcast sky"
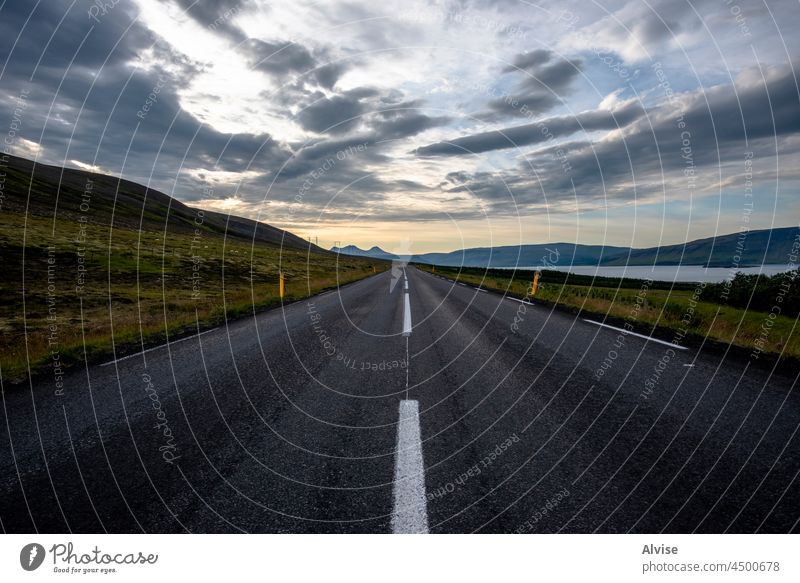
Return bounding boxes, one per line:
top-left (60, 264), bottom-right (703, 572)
top-left (1, 0), bottom-right (799, 253)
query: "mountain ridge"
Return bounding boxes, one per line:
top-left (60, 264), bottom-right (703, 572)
top-left (332, 227), bottom-right (800, 267)
top-left (2, 154), bottom-right (320, 252)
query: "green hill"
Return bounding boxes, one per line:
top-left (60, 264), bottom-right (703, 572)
top-left (0, 155), bottom-right (384, 383)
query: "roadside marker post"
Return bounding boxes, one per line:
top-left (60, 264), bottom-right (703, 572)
top-left (280, 271), bottom-right (285, 298)
top-left (531, 271), bottom-right (540, 296)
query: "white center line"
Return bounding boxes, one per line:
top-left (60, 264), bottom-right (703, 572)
top-left (582, 319), bottom-right (688, 350)
top-left (100, 327), bottom-right (220, 366)
top-left (404, 280), bottom-right (408, 290)
top-left (392, 399), bottom-right (429, 534)
top-left (405, 336), bottom-right (410, 400)
top-left (403, 292), bottom-right (412, 336)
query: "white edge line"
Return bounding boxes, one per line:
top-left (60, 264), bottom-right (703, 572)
top-left (392, 400), bottom-right (429, 534)
top-left (582, 319), bottom-right (688, 350)
top-left (476, 288), bottom-right (487, 293)
top-left (508, 297), bottom-right (534, 305)
top-left (100, 327), bottom-right (220, 367)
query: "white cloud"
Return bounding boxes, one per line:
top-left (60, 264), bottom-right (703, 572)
top-left (131, 0), bottom-right (310, 141)
top-left (13, 137), bottom-right (41, 158)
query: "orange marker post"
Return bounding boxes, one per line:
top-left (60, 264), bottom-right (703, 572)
top-left (531, 271), bottom-right (540, 296)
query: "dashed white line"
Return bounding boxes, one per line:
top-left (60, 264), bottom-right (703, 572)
top-left (403, 292), bottom-right (412, 336)
top-left (404, 280), bottom-right (408, 290)
top-left (476, 288), bottom-right (487, 293)
top-left (392, 400), bottom-right (429, 534)
top-left (582, 319), bottom-right (688, 350)
top-left (507, 297), bottom-right (534, 305)
top-left (100, 327), bottom-right (220, 366)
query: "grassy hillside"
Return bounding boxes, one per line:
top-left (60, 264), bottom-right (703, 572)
top-left (0, 156), bottom-right (386, 384)
top-left (1, 154), bottom-right (316, 249)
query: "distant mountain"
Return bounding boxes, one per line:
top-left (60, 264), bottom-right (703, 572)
top-left (412, 243), bottom-right (629, 268)
top-left (333, 226), bottom-right (799, 268)
top-left (600, 227), bottom-right (799, 267)
top-left (2, 154), bottom-right (318, 251)
top-left (330, 245), bottom-right (399, 260)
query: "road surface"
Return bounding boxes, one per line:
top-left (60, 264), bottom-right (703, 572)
top-left (1, 267), bottom-right (798, 533)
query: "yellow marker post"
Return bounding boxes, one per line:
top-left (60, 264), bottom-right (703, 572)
top-left (432, 265), bottom-right (435, 273)
top-left (531, 271), bottom-right (540, 296)
top-left (279, 271), bottom-right (285, 298)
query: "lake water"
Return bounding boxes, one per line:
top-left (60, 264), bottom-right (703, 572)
top-left (505, 264), bottom-right (795, 283)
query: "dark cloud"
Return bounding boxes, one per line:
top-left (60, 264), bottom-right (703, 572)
top-left (371, 110), bottom-right (450, 140)
top-left (173, 1), bottom-right (351, 90)
top-left (242, 39), bottom-right (316, 76)
top-left (297, 93), bottom-right (366, 134)
top-left (519, 57), bottom-right (582, 93)
top-left (417, 101), bottom-right (643, 156)
top-left (263, 101), bottom-right (452, 215)
top-left (437, 62), bottom-right (800, 212)
top-left (547, 63), bottom-right (800, 197)
top-left (292, 88), bottom-right (443, 140)
top-left (473, 49), bottom-right (581, 121)
top-left (278, 106), bottom-right (450, 181)
top-left (570, 0), bottom-right (719, 64)
top-left (0, 0), bottom-right (296, 208)
top-left (0, 0), bottom-right (152, 81)
top-left (620, 0), bottom-right (708, 47)
top-left (4, 0), bottom-right (795, 231)
top-left (443, 171), bottom-right (472, 185)
top-left (239, 38), bottom-right (351, 90)
top-left (478, 93), bottom-right (559, 121)
top-left (173, 0), bottom-right (249, 41)
top-left (313, 62), bottom-right (347, 89)
top-left (503, 50), bottom-right (552, 73)
top-left (444, 170), bottom-right (532, 204)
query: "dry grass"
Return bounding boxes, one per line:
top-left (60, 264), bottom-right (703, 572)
top-left (421, 266), bottom-right (799, 361)
top-left (0, 213), bottom-right (385, 383)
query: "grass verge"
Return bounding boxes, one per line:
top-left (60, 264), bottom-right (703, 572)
top-left (417, 264), bottom-right (799, 364)
top-left (0, 212), bottom-right (386, 385)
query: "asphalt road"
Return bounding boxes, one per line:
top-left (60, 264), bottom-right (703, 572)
top-left (1, 266), bottom-right (798, 533)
